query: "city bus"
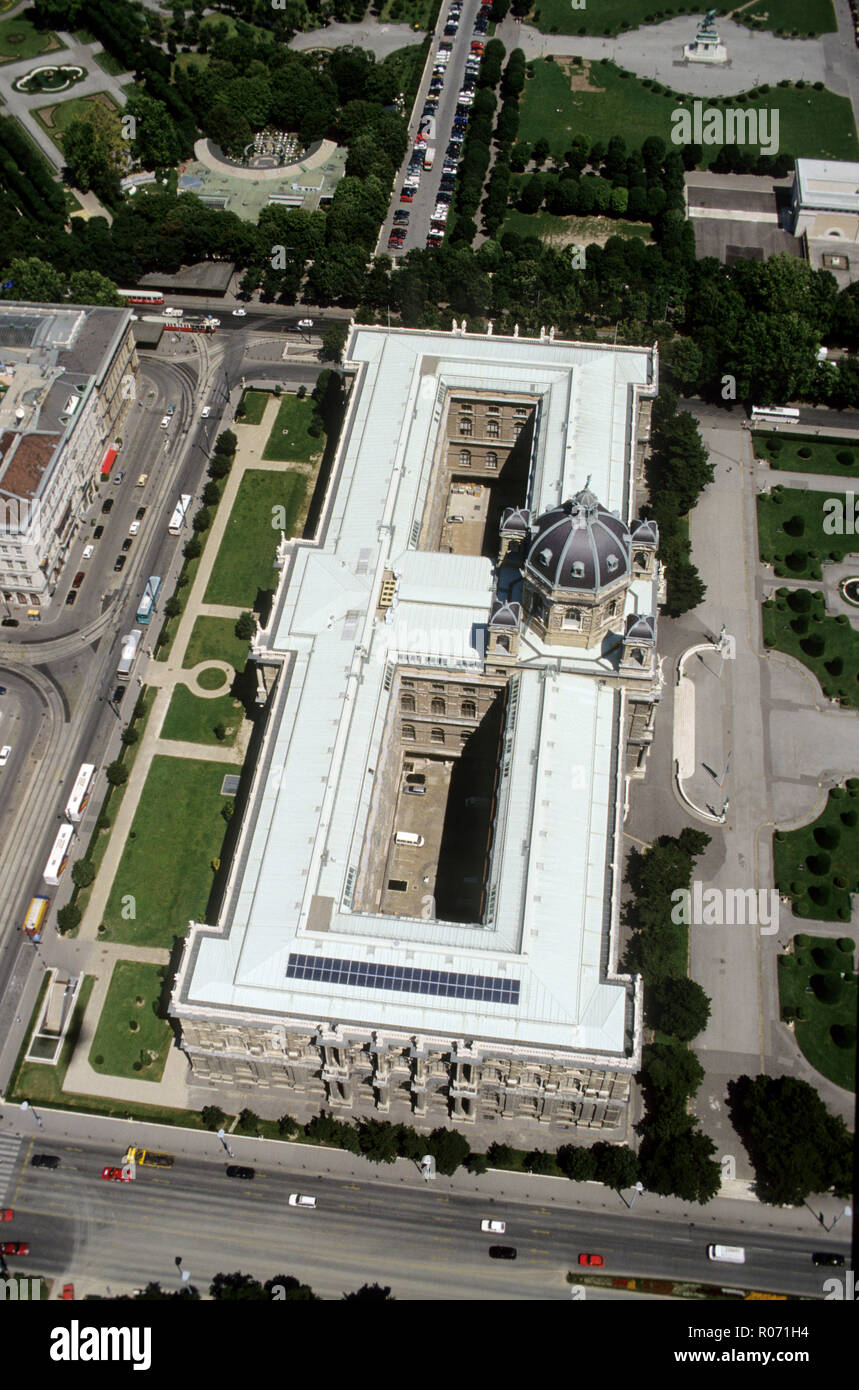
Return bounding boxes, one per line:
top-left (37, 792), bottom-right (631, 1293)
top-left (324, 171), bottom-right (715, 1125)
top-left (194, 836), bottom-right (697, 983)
top-left (22, 895), bottom-right (49, 942)
top-left (100, 445), bottom-right (118, 479)
top-left (65, 763), bottom-right (96, 823)
top-left (136, 575), bottom-right (161, 626)
top-left (168, 494), bottom-right (192, 536)
top-left (116, 628), bottom-right (142, 682)
top-left (750, 406), bottom-right (801, 425)
top-left (117, 289), bottom-right (165, 307)
top-left (44, 823), bottom-right (74, 886)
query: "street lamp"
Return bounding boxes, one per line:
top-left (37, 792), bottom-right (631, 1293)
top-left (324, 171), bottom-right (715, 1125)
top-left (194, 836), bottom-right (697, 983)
top-left (216, 1128), bottom-right (235, 1159)
top-left (20, 1100), bottom-right (42, 1129)
top-left (827, 1204), bottom-right (852, 1233)
top-left (629, 1181), bottom-right (644, 1208)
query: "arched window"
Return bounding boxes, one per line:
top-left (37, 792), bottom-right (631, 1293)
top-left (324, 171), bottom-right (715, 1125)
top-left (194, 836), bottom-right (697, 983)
top-left (459, 418), bottom-right (473, 436)
top-left (402, 723), bottom-right (416, 741)
top-left (401, 693), bottom-right (415, 713)
top-left (485, 451), bottom-right (497, 469)
top-left (431, 697), bottom-right (445, 716)
top-left (430, 727), bottom-right (445, 744)
top-left (459, 449), bottom-right (471, 467)
top-left (486, 419), bottom-right (500, 438)
top-left (460, 729), bottom-right (470, 745)
top-left (461, 700), bottom-right (476, 719)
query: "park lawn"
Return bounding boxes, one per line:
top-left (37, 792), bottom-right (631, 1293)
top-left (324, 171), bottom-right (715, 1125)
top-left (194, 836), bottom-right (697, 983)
top-left (773, 783), bottom-right (859, 923)
top-left (262, 394), bottom-right (323, 463)
top-left (182, 615), bottom-right (249, 673)
top-left (529, 0), bottom-right (697, 35)
top-left (34, 91), bottom-right (121, 149)
top-left (88, 961), bottom-right (172, 1083)
top-left (204, 470), bottom-right (307, 606)
top-left (11, 977), bottom-right (95, 1106)
top-left (0, 16), bottom-right (62, 63)
top-left (763, 592), bottom-right (859, 709)
top-left (518, 58), bottom-right (858, 164)
top-left (740, 0), bottom-right (837, 38)
top-left (777, 937), bottom-right (856, 1092)
top-left (237, 389), bottom-right (270, 426)
top-left (101, 757), bottom-right (231, 947)
top-left (92, 48), bottom-right (126, 76)
top-left (753, 432), bottom-right (859, 478)
top-left (161, 686), bottom-right (243, 748)
top-left (503, 208), bottom-right (651, 246)
top-left (757, 487), bottom-right (859, 580)
top-left (378, 0), bottom-right (438, 28)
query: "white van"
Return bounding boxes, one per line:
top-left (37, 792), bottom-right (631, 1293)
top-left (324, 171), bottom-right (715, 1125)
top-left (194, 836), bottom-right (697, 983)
top-left (395, 831), bottom-right (424, 846)
top-left (707, 1244), bottom-right (745, 1264)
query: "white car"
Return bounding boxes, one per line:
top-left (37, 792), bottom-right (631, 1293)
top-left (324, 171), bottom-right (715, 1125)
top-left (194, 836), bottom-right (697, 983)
top-left (201, 406), bottom-right (211, 418)
top-left (128, 521), bottom-right (140, 536)
top-left (160, 416), bottom-right (170, 429)
top-left (288, 1193), bottom-right (317, 1208)
top-left (297, 319), bottom-right (314, 329)
top-left (231, 308), bottom-right (247, 317)
top-left (481, 1219), bottom-right (506, 1234)
top-left (164, 307), bottom-right (183, 317)
top-left (82, 544), bottom-right (94, 560)
top-left (0, 746), bottom-right (11, 768)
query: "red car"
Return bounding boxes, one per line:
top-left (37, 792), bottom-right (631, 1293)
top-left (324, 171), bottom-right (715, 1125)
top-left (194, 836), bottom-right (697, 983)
top-left (578, 1252), bottom-right (604, 1267)
top-left (0, 1209), bottom-right (13, 1222)
top-left (400, 192), bottom-right (414, 203)
top-left (0, 1242), bottom-right (29, 1256)
top-left (62, 1284), bottom-right (75, 1300)
top-left (101, 1166), bottom-right (132, 1182)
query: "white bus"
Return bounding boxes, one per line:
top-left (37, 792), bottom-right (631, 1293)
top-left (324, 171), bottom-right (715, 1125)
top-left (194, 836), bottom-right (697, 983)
top-left (65, 763), bottom-right (96, 823)
top-left (750, 406), bottom-right (800, 425)
top-left (44, 822), bottom-right (74, 886)
top-left (168, 493), bottom-right (192, 536)
top-left (117, 628), bottom-right (142, 682)
top-left (394, 831), bottom-right (424, 846)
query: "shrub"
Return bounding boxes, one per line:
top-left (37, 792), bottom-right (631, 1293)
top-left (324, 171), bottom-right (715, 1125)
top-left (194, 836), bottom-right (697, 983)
top-left (787, 589), bottom-right (812, 612)
top-left (836, 450), bottom-right (854, 468)
top-left (808, 883), bottom-right (830, 906)
top-left (465, 1152), bottom-right (489, 1175)
top-left (783, 515), bottom-right (805, 537)
top-left (806, 851), bottom-right (831, 875)
top-left (811, 945), bottom-right (837, 969)
top-left (813, 825), bottom-right (840, 850)
top-left (811, 972), bottom-right (842, 1004)
top-left (800, 634), bottom-right (825, 657)
top-left (836, 937), bottom-right (855, 952)
top-left (831, 1022), bottom-right (856, 1048)
top-left (797, 446), bottom-right (812, 459)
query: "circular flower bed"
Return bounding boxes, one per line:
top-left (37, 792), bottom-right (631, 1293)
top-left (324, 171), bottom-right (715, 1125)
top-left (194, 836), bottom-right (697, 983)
top-left (14, 64), bottom-right (85, 94)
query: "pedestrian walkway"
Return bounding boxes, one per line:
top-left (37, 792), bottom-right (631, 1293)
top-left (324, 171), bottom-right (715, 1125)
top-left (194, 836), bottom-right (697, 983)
top-left (0, 1133), bottom-right (22, 1204)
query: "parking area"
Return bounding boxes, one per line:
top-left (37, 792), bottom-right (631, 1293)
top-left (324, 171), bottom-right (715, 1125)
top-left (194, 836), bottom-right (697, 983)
top-left (440, 481), bottom-right (489, 555)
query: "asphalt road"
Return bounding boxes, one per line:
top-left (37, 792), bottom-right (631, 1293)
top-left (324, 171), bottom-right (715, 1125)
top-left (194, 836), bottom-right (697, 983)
top-left (2, 1134), bottom-right (847, 1301)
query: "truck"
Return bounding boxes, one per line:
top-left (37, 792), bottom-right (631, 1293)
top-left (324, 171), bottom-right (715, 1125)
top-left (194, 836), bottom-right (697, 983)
top-left (423, 146), bottom-right (435, 170)
top-left (123, 1146), bottom-right (175, 1169)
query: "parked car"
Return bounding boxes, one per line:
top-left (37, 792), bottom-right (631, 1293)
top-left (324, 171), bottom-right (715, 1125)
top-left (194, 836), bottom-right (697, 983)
top-left (400, 192), bottom-right (414, 203)
top-left (481, 1219), bottom-right (506, 1234)
top-left (101, 499), bottom-right (114, 514)
top-left (93, 525), bottom-right (104, 539)
top-left (64, 591), bottom-right (77, 607)
top-left (82, 544), bottom-right (94, 560)
top-left (0, 746), bottom-right (11, 767)
top-left (288, 1193), bottom-right (317, 1208)
top-left (0, 1242), bottom-right (29, 1256)
top-left (30, 1154), bottom-right (60, 1168)
top-left (0, 1210), bottom-right (13, 1222)
top-left (226, 1165), bottom-right (255, 1180)
top-left (112, 685), bottom-right (125, 704)
top-left (578, 1252), bottom-right (604, 1267)
top-left (113, 555), bottom-right (126, 572)
top-left (72, 572), bottom-right (85, 589)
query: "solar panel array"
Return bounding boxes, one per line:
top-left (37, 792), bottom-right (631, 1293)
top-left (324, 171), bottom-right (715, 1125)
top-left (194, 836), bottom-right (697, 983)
top-left (286, 953), bottom-right (520, 1005)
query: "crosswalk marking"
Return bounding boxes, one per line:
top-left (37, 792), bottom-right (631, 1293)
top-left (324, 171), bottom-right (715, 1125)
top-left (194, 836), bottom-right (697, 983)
top-left (0, 1134), bottom-right (23, 1203)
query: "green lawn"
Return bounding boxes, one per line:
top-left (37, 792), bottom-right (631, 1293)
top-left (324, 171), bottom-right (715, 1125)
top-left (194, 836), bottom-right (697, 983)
top-left (0, 17), bottom-right (62, 63)
top-left (262, 394), bottom-right (323, 463)
top-left (88, 961), bottom-right (172, 1083)
top-left (518, 58), bottom-right (858, 164)
top-left (753, 432), bottom-right (859, 478)
top-left (778, 936), bottom-right (856, 1092)
top-left (204, 470), bottom-right (307, 606)
top-left (11, 977), bottom-right (95, 1106)
top-left (763, 591), bottom-right (859, 708)
top-left (161, 686), bottom-right (243, 747)
top-left (237, 389), bottom-right (270, 426)
top-left (378, 0), bottom-right (439, 29)
top-left (101, 757), bottom-right (232, 947)
top-left (92, 48), bottom-right (126, 76)
top-left (773, 786), bottom-right (859, 921)
top-left (503, 208), bottom-right (652, 246)
top-left (34, 91), bottom-right (121, 150)
top-left (182, 615), bottom-right (249, 673)
top-left (757, 487), bottom-right (859, 580)
top-left (739, 0), bottom-right (837, 39)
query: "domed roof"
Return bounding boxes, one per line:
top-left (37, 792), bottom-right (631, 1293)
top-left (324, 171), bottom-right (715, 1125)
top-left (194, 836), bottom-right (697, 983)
top-left (524, 489), bottom-right (630, 593)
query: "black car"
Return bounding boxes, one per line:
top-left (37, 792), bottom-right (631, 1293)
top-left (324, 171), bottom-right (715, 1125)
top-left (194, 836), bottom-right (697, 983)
top-left (121, 538), bottom-right (133, 552)
top-left (101, 498), bottom-right (114, 514)
top-left (1, 618), bottom-right (19, 627)
top-left (93, 525), bottom-right (104, 539)
top-left (423, 104), bottom-right (436, 116)
top-left (113, 555), bottom-right (126, 572)
top-left (489, 1245), bottom-right (517, 1260)
top-left (437, 192), bottom-right (452, 204)
top-left (31, 1154), bottom-right (60, 1169)
top-left (65, 591), bottom-right (77, 606)
top-left (226, 1165), bottom-right (255, 1180)
top-left (135, 507), bottom-right (146, 520)
top-left (811, 1252), bottom-right (844, 1267)
top-left (112, 685), bottom-right (125, 704)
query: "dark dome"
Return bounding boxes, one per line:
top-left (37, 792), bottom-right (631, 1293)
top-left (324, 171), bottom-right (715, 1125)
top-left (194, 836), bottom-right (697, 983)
top-left (524, 489), bottom-right (630, 593)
